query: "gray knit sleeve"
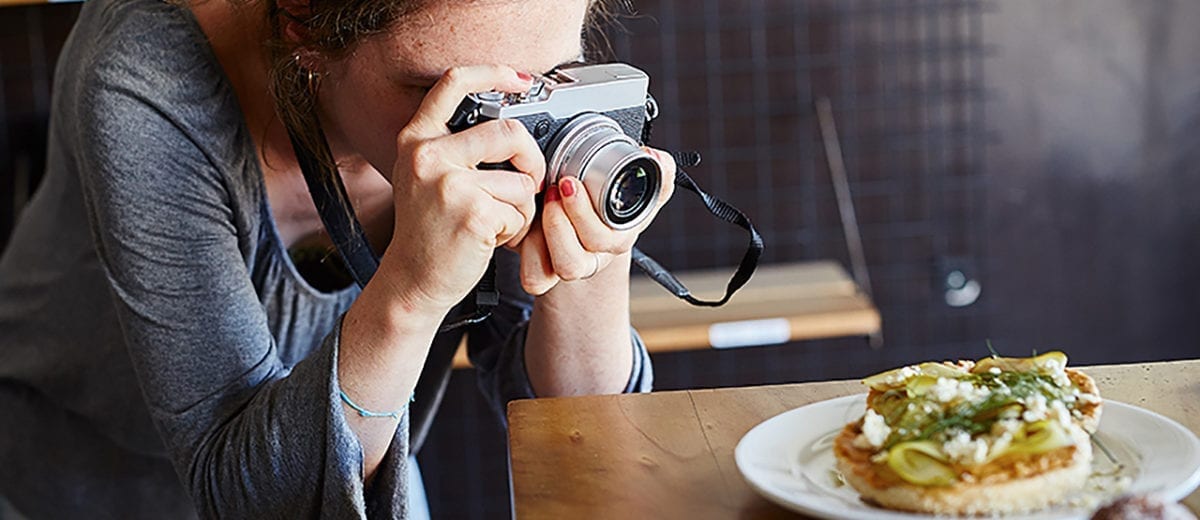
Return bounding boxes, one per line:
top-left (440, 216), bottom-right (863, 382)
top-left (73, 62), bottom-right (405, 518)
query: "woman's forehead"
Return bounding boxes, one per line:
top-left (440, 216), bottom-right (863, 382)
top-left (382, 0), bottom-right (588, 82)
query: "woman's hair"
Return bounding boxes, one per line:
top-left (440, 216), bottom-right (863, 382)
top-left (267, 0), bottom-right (627, 172)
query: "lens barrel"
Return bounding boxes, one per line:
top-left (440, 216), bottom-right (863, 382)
top-left (545, 115), bottom-right (662, 230)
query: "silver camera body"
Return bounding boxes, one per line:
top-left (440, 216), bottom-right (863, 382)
top-left (447, 63), bottom-right (662, 230)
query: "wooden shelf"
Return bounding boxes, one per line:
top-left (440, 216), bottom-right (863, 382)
top-left (451, 261), bottom-right (880, 368)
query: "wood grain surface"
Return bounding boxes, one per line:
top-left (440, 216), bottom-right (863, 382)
top-left (508, 359), bottom-right (1200, 519)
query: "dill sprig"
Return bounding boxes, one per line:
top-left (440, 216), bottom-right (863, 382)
top-left (880, 369), bottom-right (1069, 449)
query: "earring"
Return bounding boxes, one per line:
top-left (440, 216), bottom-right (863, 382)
top-left (294, 53), bottom-right (320, 97)
top-left (306, 69), bottom-right (319, 97)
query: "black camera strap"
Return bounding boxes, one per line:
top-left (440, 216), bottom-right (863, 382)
top-left (631, 151), bottom-right (764, 306)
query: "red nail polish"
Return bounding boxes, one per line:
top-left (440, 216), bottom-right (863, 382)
top-left (560, 178), bottom-right (576, 198)
top-left (516, 71), bottom-right (533, 82)
top-left (545, 185), bottom-right (560, 202)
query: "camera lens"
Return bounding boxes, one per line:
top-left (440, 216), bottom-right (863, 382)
top-left (544, 115), bottom-right (662, 230)
top-left (607, 158), bottom-right (658, 225)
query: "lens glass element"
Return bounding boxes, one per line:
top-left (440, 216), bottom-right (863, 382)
top-left (606, 157), bottom-right (658, 225)
top-left (543, 114), bottom-right (662, 229)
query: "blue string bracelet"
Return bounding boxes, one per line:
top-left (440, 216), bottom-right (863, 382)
top-left (338, 389), bottom-right (406, 420)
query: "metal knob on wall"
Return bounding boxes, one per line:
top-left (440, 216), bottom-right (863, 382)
top-left (938, 258), bottom-right (982, 308)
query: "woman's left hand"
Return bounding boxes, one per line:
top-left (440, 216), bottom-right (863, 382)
top-left (513, 147), bottom-right (676, 295)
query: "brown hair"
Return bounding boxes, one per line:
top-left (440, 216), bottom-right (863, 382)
top-left (267, 0), bottom-right (628, 172)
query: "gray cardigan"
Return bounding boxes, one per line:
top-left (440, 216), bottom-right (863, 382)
top-left (0, 0), bottom-right (652, 517)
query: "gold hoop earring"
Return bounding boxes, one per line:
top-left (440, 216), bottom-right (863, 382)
top-left (306, 69), bottom-right (319, 97)
top-left (293, 53), bottom-right (320, 97)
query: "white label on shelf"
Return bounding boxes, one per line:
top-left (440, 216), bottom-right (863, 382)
top-left (708, 318), bottom-right (791, 349)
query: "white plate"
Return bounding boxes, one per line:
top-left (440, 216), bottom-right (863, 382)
top-left (734, 394), bottom-right (1200, 519)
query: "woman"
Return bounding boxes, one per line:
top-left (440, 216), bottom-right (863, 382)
top-left (0, 0), bottom-right (674, 517)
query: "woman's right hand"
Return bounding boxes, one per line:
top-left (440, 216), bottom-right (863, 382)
top-left (376, 65), bottom-right (547, 317)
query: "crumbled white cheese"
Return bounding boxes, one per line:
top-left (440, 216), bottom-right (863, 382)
top-left (1045, 358), bottom-right (1071, 387)
top-left (988, 367), bottom-right (1002, 375)
top-left (930, 377), bottom-right (958, 402)
top-left (1049, 400), bottom-right (1073, 428)
top-left (861, 409), bottom-right (891, 448)
top-left (943, 429), bottom-right (989, 465)
top-left (882, 366), bottom-right (920, 386)
top-left (1043, 356), bottom-right (1065, 372)
top-left (1022, 393), bottom-right (1049, 422)
top-left (1077, 392), bottom-right (1102, 404)
top-left (930, 377), bottom-right (989, 404)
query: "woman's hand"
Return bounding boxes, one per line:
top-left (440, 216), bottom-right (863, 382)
top-left (516, 149), bottom-right (677, 295)
top-left (518, 151), bottom-right (675, 397)
top-left (378, 65), bottom-right (547, 316)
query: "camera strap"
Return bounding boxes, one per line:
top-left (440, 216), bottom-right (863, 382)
top-left (631, 151), bottom-right (764, 306)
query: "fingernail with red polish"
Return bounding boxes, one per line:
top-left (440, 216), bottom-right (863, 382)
top-left (516, 71), bottom-right (533, 82)
top-left (545, 185), bottom-right (560, 202)
top-left (560, 178), bottom-right (576, 198)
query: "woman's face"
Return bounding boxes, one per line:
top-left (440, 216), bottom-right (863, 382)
top-left (318, 0), bottom-right (589, 178)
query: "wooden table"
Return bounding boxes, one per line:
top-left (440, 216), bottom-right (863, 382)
top-left (508, 359), bottom-right (1200, 519)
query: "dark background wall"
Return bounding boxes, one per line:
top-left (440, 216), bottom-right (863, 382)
top-left (2, 1), bottom-right (1197, 518)
top-left (983, 0), bottom-right (1200, 364)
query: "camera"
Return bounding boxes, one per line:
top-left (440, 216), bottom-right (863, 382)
top-left (447, 63), bottom-right (662, 230)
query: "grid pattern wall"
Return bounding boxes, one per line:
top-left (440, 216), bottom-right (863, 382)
top-left (0, 2), bottom-right (992, 519)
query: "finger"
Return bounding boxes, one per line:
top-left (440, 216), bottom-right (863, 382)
top-left (541, 186), bottom-right (607, 281)
top-left (516, 223), bottom-right (560, 295)
top-left (408, 65), bottom-right (532, 136)
top-left (623, 148), bottom-right (677, 236)
top-left (647, 148), bottom-right (678, 207)
top-left (556, 177), bottom-right (628, 254)
top-left (436, 119), bottom-right (546, 190)
top-left (470, 170), bottom-right (538, 245)
top-left (480, 197), bottom-right (529, 248)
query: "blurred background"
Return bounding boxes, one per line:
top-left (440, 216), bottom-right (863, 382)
top-left (2, 0), bottom-right (1198, 518)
